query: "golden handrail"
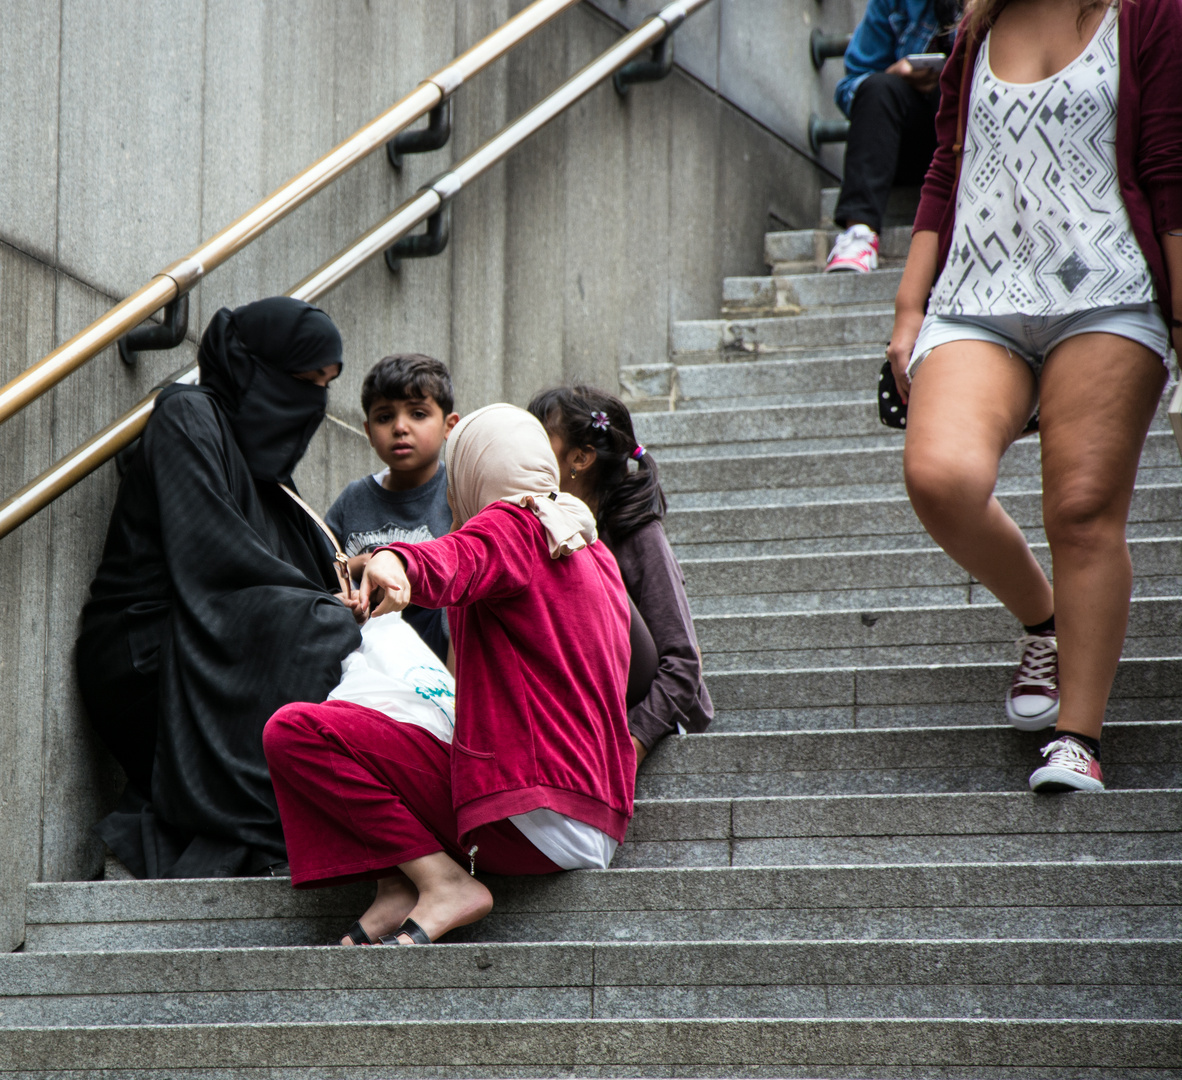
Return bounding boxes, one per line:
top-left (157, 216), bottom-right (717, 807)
top-left (0, 0), bottom-right (713, 541)
top-left (0, 0), bottom-right (579, 428)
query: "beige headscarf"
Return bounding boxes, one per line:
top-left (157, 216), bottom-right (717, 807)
top-left (445, 403), bottom-right (598, 558)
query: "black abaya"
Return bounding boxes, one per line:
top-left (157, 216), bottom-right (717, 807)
top-left (77, 298), bottom-right (361, 878)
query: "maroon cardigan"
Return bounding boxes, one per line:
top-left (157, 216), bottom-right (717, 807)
top-left (913, 0), bottom-right (1182, 324)
top-left (384, 503), bottom-right (634, 844)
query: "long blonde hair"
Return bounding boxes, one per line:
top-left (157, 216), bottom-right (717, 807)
top-left (960, 0), bottom-right (1113, 42)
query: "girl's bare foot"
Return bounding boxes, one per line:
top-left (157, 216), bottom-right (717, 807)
top-left (340, 873), bottom-right (418, 945)
top-left (393, 851), bottom-right (494, 944)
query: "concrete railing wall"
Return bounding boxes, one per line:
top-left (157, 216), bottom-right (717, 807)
top-left (588, 0), bottom-right (871, 179)
top-left (0, 0), bottom-right (838, 951)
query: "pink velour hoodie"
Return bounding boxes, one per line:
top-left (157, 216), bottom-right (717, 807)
top-left (382, 502), bottom-right (634, 844)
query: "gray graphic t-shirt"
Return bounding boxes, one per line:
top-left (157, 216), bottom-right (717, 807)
top-left (326, 465), bottom-right (452, 662)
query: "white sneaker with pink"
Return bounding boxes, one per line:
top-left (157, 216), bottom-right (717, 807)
top-left (824, 224), bottom-right (879, 273)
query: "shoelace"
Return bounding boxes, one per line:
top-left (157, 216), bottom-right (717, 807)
top-left (1013, 634), bottom-right (1057, 690)
top-left (1040, 738), bottom-right (1093, 771)
top-left (830, 228), bottom-right (876, 260)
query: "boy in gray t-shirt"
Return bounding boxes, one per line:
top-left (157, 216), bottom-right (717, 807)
top-left (326, 354), bottom-right (459, 662)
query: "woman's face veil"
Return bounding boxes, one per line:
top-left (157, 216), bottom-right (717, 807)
top-left (197, 297), bottom-right (343, 485)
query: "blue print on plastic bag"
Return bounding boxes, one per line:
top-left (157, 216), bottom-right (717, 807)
top-left (407, 665), bottom-right (456, 730)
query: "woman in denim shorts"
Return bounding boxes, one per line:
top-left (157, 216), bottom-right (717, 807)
top-left (885, 0), bottom-right (1182, 791)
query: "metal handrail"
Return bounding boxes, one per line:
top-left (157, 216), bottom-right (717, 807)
top-left (0, 0), bottom-right (712, 541)
top-left (294, 0), bottom-right (706, 299)
top-left (0, 0), bottom-right (579, 429)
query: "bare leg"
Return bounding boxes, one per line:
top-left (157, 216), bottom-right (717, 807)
top-left (1037, 333), bottom-right (1166, 741)
top-left (903, 341), bottom-right (1054, 625)
top-left (392, 851), bottom-right (494, 944)
top-left (340, 872), bottom-right (418, 945)
top-left (342, 853), bottom-right (495, 946)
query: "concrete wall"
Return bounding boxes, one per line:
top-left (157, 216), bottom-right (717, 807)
top-left (588, 0), bottom-right (871, 180)
top-left (0, 0), bottom-right (835, 950)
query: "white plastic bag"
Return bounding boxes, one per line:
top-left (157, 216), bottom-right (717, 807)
top-left (327, 611), bottom-right (455, 745)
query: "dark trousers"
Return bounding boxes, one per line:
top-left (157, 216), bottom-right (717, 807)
top-left (833, 72), bottom-right (940, 234)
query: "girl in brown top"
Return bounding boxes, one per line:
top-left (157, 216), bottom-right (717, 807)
top-left (529, 386), bottom-right (714, 769)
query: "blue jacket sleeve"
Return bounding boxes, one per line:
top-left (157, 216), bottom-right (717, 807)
top-left (836, 0), bottom-right (900, 117)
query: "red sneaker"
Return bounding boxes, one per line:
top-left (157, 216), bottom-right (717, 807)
top-left (824, 225), bottom-right (879, 273)
top-left (1005, 633), bottom-right (1059, 731)
top-left (1029, 737), bottom-right (1105, 793)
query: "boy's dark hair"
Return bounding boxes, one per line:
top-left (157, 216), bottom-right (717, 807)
top-left (361, 353), bottom-right (454, 417)
top-left (527, 384), bottom-right (666, 545)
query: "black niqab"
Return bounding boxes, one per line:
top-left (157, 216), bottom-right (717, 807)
top-left (78, 297), bottom-right (360, 879)
top-left (198, 297), bottom-right (343, 485)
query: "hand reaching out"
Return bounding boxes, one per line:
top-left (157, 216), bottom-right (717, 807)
top-left (359, 550), bottom-right (412, 617)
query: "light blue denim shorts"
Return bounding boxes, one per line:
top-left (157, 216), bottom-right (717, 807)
top-left (907, 303), bottom-right (1171, 380)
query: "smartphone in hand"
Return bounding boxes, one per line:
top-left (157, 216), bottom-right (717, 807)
top-left (905, 52), bottom-right (946, 71)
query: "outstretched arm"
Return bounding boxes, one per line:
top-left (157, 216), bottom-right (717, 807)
top-left (359, 505), bottom-right (536, 616)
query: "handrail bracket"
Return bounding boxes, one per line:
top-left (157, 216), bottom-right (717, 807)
top-left (387, 100), bottom-right (453, 170)
top-left (385, 202), bottom-right (452, 274)
top-left (117, 292), bottom-right (190, 367)
top-left (613, 31), bottom-right (675, 96)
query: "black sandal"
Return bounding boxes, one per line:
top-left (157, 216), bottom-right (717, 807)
top-left (381, 916), bottom-right (431, 945)
top-left (330, 920), bottom-right (377, 946)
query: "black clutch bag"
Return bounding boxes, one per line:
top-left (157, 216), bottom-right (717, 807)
top-left (878, 360), bottom-right (908, 429)
top-left (877, 360), bottom-right (1039, 434)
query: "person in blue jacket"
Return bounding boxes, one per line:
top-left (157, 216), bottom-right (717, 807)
top-left (825, 0), bottom-right (960, 273)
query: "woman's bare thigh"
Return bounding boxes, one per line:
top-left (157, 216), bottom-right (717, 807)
top-left (1038, 333), bottom-right (1166, 519)
top-left (904, 340), bottom-right (1038, 483)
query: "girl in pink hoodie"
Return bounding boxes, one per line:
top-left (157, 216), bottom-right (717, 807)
top-left (264, 404), bottom-right (633, 945)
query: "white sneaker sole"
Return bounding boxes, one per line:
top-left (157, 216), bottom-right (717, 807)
top-left (824, 260), bottom-right (874, 274)
top-left (1005, 695), bottom-right (1059, 731)
top-left (1029, 764), bottom-right (1105, 793)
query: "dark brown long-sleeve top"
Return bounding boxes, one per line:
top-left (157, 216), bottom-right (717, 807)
top-left (604, 520), bottom-right (714, 749)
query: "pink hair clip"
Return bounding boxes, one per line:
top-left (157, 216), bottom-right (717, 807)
top-left (631, 444), bottom-right (646, 460)
top-left (591, 411), bottom-right (610, 431)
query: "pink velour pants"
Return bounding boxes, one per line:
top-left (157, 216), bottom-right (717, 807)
top-left (264, 700), bottom-right (560, 888)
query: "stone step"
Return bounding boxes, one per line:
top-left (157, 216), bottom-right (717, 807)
top-left (679, 536), bottom-right (1182, 616)
top-left (634, 400), bottom-right (890, 454)
top-left (701, 658), bottom-right (1182, 734)
top-left (721, 268), bottom-right (904, 316)
top-left (1, 1016), bottom-right (1177, 1075)
top-left (671, 309), bottom-right (894, 360)
top-left (765, 225), bottom-right (913, 274)
top-left (674, 353), bottom-right (882, 409)
top-left (619, 788), bottom-right (1182, 868)
top-left (659, 430), bottom-right (1182, 499)
top-left (23, 857), bottom-right (1182, 952)
top-left (701, 629), bottom-right (1181, 674)
top-left (690, 593), bottom-right (1182, 661)
top-left (2, 938), bottom-right (1176, 1025)
top-left (635, 399), bottom-right (1174, 457)
top-left (665, 485), bottom-right (1182, 559)
top-left (621, 351), bottom-right (884, 413)
top-left (633, 723), bottom-right (1182, 797)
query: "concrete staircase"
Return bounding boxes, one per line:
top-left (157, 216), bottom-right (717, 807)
top-left (2, 205), bottom-right (1181, 1077)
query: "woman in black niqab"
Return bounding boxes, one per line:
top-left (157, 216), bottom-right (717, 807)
top-left (77, 297), bottom-right (361, 879)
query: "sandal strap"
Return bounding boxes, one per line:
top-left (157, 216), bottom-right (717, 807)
top-left (386, 916), bottom-right (432, 945)
top-left (342, 920), bottom-right (375, 946)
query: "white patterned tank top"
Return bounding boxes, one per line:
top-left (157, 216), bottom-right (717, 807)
top-left (928, 6), bottom-right (1153, 316)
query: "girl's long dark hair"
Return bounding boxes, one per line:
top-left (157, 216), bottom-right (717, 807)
top-left (527, 385), bottom-right (666, 545)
